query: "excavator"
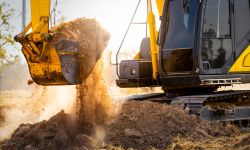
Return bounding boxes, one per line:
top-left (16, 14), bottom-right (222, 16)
top-left (15, 0), bottom-right (250, 124)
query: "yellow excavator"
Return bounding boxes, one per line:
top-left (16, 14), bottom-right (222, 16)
top-left (15, 0), bottom-right (250, 124)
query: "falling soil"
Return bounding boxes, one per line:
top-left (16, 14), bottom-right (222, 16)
top-left (0, 106), bottom-right (5, 126)
top-left (75, 61), bottom-right (115, 137)
top-left (49, 17), bottom-right (113, 137)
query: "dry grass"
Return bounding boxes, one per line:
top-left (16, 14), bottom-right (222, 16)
top-left (168, 133), bottom-right (250, 150)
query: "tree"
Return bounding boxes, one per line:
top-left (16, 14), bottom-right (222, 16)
top-left (0, 2), bottom-right (15, 74)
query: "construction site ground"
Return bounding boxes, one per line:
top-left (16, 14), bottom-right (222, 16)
top-left (1, 92), bottom-right (250, 150)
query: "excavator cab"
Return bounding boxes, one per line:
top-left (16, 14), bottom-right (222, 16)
top-left (15, 0), bottom-right (79, 85)
top-left (116, 0), bottom-right (250, 122)
top-left (117, 0), bottom-right (250, 91)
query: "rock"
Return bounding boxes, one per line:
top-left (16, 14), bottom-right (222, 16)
top-left (124, 129), bottom-right (142, 139)
top-left (173, 143), bottom-right (183, 150)
top-left (224, 124), bottom-right (239, 136)
top-left (75, 134), bottom-right (94, 148)
top-left (54, 128), bottom-right (69, 146)
top-left (195, 128), bottom-right (211, 138)
top-left (25, 145), bottom-right (38, 150)
top-left (128, 116), bottom-right (138, 122)
top-left (134, 139), bottom-right (144, 145)
top-left (13, 124), bottom-right (31, 137)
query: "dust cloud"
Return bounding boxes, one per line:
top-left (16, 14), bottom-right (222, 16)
top-left (0, 85), bottom-right (76, 141)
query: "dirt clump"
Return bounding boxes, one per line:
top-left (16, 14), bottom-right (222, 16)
top-left (105, 100), bottom-right (239, 149)
top-left (50, 18), bottom-right (110, 81)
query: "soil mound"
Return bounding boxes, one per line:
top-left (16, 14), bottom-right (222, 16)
top-left (105, 100), bottom-right (239, 149)
top-left (2, 111), bottom-right (74, 150)
top-left (1, 110), bottom-right (107, 149)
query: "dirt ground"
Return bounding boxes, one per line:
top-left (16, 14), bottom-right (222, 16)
top-left (1, 100), bottom-right (250, 150)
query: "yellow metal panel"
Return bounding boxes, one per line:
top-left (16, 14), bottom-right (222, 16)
top-left (243, 53), bottom-right (250, 66)
top-left (133, 53), bottom-right (141, 60)
top-left (229, 45), bottom-right (250, 73)
top-left (156, 0), bottom-right (164, 16)
top-left (30, 0), bottom-right (50, 29)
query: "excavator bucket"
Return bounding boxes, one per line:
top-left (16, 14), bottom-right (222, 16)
top-left (55, 39), bottom-right (79, 84)
top-left (20, 38), bottom-right (80, 85)
top-left (17, 11), bottom-right (110, 85)
top-left (17, 0), bottom-right (81, 85)
top-left (17, 0), bottom-right (110, 86)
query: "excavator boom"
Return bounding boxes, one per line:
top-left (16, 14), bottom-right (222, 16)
top-left (15, 0), bottom-right (79, 85)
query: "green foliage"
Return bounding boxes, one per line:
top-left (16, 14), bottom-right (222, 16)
top-left (0, 2), bottom-right (15, 73)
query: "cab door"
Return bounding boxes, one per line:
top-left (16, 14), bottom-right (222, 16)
top-left (228, 0), bottom-right (250, 73)
top-left (200, 0), bottom-right (234, 74)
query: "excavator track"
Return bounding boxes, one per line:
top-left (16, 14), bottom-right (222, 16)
top-left (126, 90), bottom-right (250, 129)
top-left (171, 91), bottom-right (250, 121)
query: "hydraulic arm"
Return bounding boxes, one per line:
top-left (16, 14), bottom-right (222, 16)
top-left (147, 0), bottom-right (162, 79)
top-left (14, 0), bottom-right (79, 85)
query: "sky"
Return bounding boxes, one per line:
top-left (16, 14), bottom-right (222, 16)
top-left (2, 0), bottom-right (160, 62)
